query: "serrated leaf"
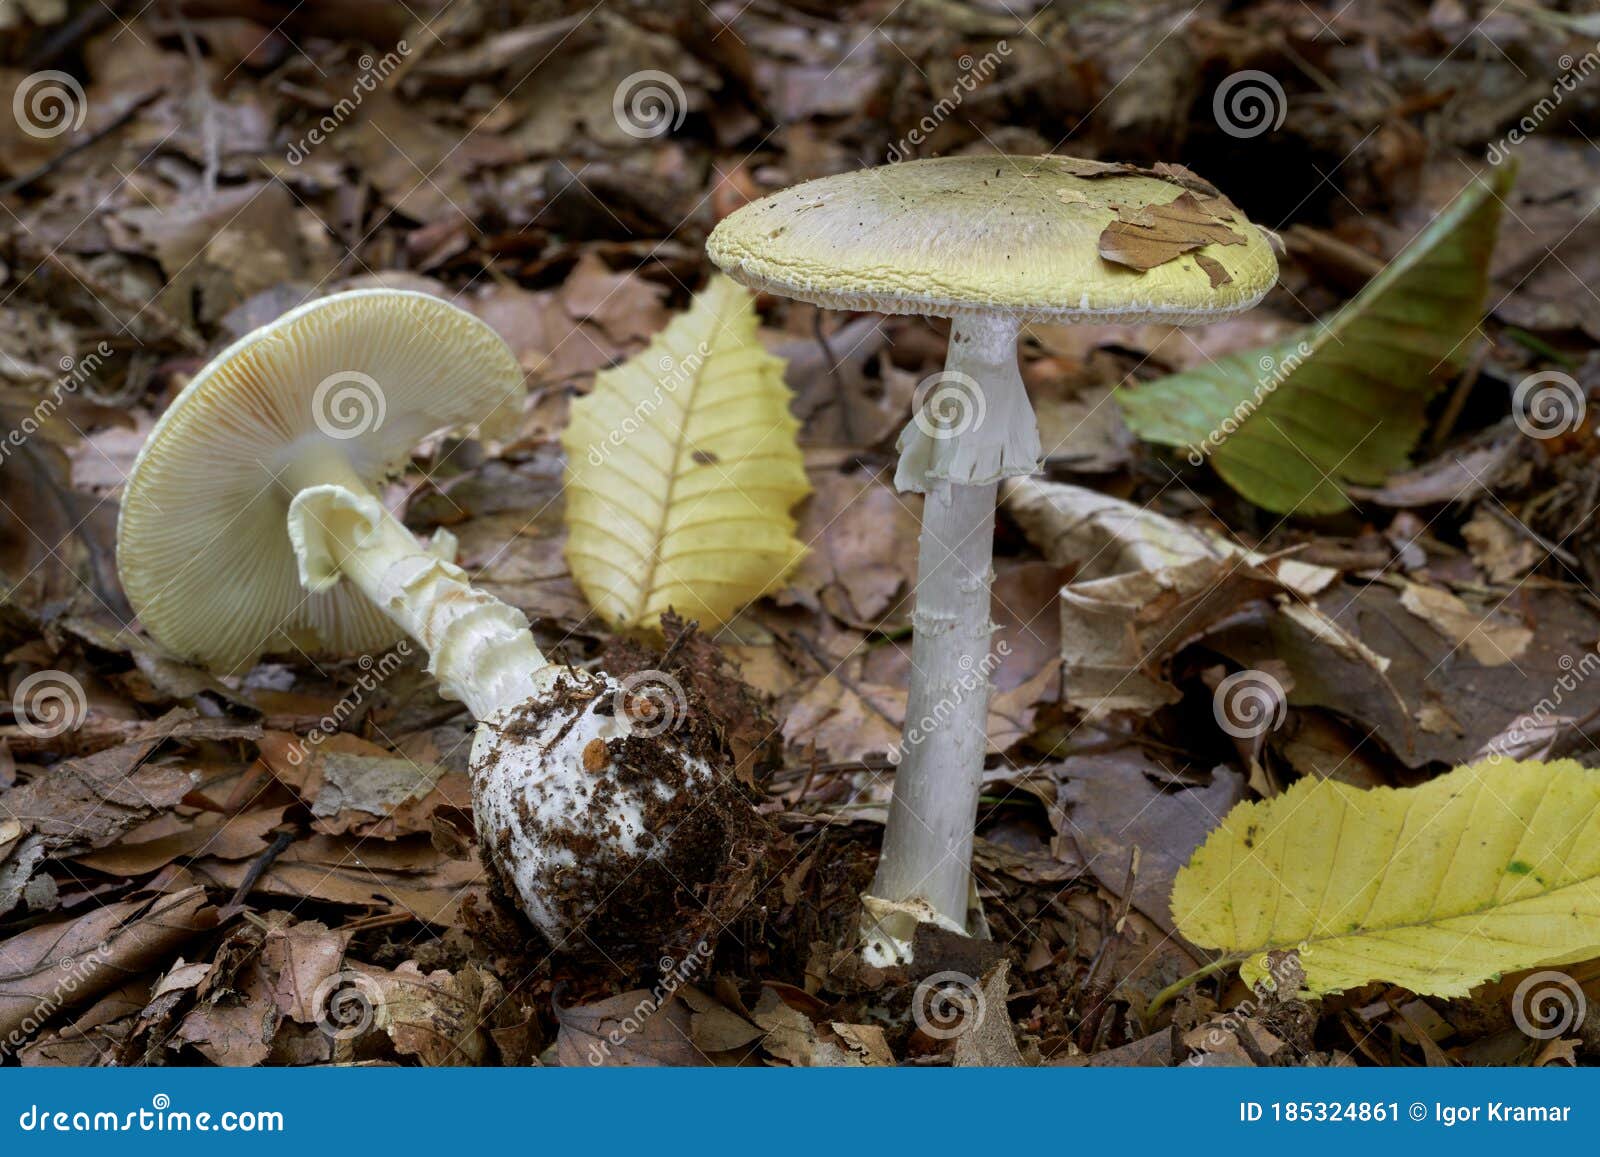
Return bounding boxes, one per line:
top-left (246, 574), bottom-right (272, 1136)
top-left (1173, 758), bottom-right (1600, 997)
top-left (1118, 164), bottom-right (1513, 514)
top-left (561, 275), bottom-right (809, 631)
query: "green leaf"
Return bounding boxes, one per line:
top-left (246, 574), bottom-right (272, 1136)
top-left (1172, 758), bottom-right (1600, 997)
top-left (1118, 164), bottom-right (1514, 514)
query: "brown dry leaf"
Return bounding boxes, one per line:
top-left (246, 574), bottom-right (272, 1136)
top-left (1398, 581), bottom-right (1533, 667)
top-left (1032, 381), bottom-right (1136, 474)
top-left (263, 921), bottom-right (351, 1025)
top-left (1461, 510), bottom-right (1541, 585)
top-left (684, 987), bottom-right (764, 1053)
top-left (0, 711), bottom-right (257, 910)
top-left (779, 316), bottom-right (910, 448)
top-left (19, 979), bottom-right (149, 1066)
top-left (750, 986), bottom-right (858, 1066)
top-left (784, 466), bottom-right (919, 629)
top-left (257, 730), bottom-right (469, 838)
top-left (1206, 583), bottom-right (1600, 769)
top-left (831, 1021), bottom-right (894, 1066)
top-left (72, 807), bottom-right (284, 876)
top-left (1356, 442), bottom-right (1516, 507)
top-left (1183, 1017), bottom-right (1286, 1066)
top-left (173, 958), bottom-right (278, 1067)
top-left (952, 961), bottom-right (1028, 1067)
top-left (991, 561), bottom-right (1068, 694)
top-left (1098, 193), bottom-right (1245, 271)
top-left (781, 670), bottom-right (903, 765)
top-left (193, 834), bottom-right (483, 928)
top-left (1058, 755), bottom-right (1248, 935)
top-left (555, 988), bottom-right (707, 1067)
top-left (0, 886), bottom-right (213, 1042)
top-left (358, 961), bottom-right (503, 1066)
top-left (0, 437), bottom-right (122, 613)
top-left (117, 182), bottom-right (310, 328)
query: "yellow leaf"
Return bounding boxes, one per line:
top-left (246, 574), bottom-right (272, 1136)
top-left (561, 275), bottom-right (809, 631)
top-left (1172, 759), bottom-right (1600, 996)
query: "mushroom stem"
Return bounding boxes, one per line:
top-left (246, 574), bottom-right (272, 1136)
top-left (284, 470), bottom-right (551, 720)
top-left (865, 311), bottom-right (1030, 964)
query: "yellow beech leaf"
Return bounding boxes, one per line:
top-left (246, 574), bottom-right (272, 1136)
top-left (1172, 759), bottom-right (1600, 996)
top-left (561, 275), bottom-right (809, 631)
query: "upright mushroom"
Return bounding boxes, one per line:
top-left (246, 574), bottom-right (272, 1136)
top-left (117, 289), bottom-right (745, 950)
top-left (708, 155), bottom-right (1278, 963)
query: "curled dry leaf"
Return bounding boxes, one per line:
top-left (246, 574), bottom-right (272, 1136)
top-left (1003, 477), bottom-right (1386, 718)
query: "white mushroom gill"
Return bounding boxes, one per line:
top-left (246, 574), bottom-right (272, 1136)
top-left (115, 289), bottom-right (735, 950)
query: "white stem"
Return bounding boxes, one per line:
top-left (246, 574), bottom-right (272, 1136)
top-left (283, 462), bottom-right (550, 721)
top-left (867, 479), bottom-right (998, 944)
top-left (866, 312), bottom-right (1032, 964)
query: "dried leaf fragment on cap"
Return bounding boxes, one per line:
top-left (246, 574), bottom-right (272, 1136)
top-left (1099, 192), bottom-right (1246, 271)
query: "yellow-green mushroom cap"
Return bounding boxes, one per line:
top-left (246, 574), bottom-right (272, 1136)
top-left (706, 155), bottom-right (1278, 323)
top-left (116, 289), bottom-right (524, 675)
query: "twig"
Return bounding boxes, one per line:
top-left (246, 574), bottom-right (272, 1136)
top-left (1075, 846), bottom-right (1138, 1051)
top-left (20, 245), bottom-right (206, 353)
top-left (812, 310), bottom-right (855, 445)
top-left (1428, 342), bottom-right (1487, 452)
top-left (24, 1), bottom-right (125, 70)
top-left (222, 829), bottom-right (296, 913)
top-left (658, 617), bottom-right (700, 670)
top-left (0, 90), bottom-right (163, 200)
top-left (167, 0), bottom-right (219, 194)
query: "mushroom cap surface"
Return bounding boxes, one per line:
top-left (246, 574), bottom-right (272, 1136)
top-left (117, 289), bottom-right (523, 673)
top-left (707, 155), bottom-right (1278, 323)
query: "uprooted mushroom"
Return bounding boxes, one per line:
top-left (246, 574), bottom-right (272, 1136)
top-left (116, 289), bottom-right (760, 954)
top-left (709, 154), bottom-right (1279, 964)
